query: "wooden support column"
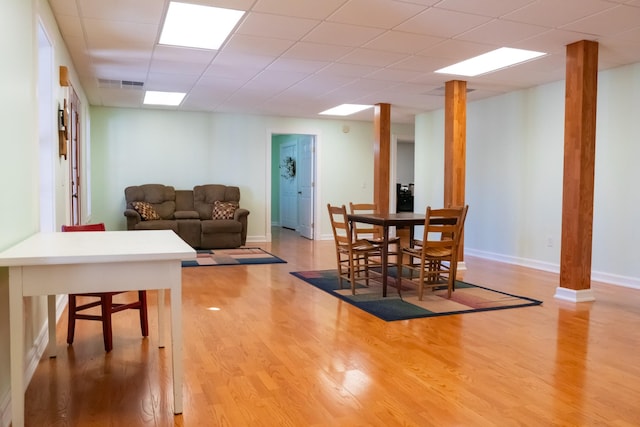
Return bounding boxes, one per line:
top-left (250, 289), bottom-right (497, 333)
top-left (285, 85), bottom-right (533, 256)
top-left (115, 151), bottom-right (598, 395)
top-left (374, 103), bottom-right (391, 215)
top-left (444, 80), bottom-right (467, 261)
top-left (556, 40), bottom-right (599, 303)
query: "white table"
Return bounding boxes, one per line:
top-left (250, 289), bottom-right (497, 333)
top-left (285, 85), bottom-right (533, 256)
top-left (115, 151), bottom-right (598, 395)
top-left (0, 230), bottom-right (195, 427)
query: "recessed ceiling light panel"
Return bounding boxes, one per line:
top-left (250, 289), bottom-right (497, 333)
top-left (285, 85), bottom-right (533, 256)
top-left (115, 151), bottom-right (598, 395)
top-left (319, 104), bottom-right (373, 116)
top-left (143, 91), bottom-right (186, 106)
top-left (435, 47), bottom-right (546, 77)
top-left (159, 2), bottom-right (245, 50)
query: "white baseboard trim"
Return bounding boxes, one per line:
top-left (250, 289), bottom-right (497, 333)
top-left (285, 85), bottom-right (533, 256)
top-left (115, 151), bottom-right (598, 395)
top-left (0, 390), bottom-right (9, 427)
top-left (465, 248), bottom-right (640, 290)
top-left (0, 295), bottom-right (67, 427)
top-left (245, 234), bottom-right (268, 243)
top-left (554, 287), bottom-right (596, 303)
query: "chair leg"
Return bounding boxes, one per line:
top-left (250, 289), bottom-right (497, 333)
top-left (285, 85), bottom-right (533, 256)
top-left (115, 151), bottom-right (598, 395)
top-left (446, 268), bottom-right (454, 299)
top-left (349, 255), bottom-right (357, 295)
top-left (397, 259), bottom-right (403, 297)
top-left (336, 252), bottom-right (345, 289)
top-left (139, 291), bottom-right (149, 337)
top-left (101, 294), bottom-right (114, 352)
top-left (67, 294), bottom-right (77, 345)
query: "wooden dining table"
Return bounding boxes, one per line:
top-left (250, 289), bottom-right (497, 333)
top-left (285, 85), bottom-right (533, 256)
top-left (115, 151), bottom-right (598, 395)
top-left (347, 212), bottom-right (426, 297)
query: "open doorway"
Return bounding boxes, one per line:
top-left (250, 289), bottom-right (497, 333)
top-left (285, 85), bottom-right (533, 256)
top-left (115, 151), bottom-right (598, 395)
top-left (271, 133), bottom-right (316, 240)
top-left (391, 134), bottom-right (415, 214)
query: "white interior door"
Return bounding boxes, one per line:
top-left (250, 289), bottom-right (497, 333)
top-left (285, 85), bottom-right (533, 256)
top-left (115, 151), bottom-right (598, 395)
top-left (297, 135), bottom-right (314, 239)
top-left (279, 142), bottom-right (298, 230)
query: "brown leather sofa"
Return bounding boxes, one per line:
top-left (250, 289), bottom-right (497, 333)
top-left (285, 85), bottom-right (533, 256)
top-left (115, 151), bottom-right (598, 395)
top-left (124, 184), bottom-right (249, 249)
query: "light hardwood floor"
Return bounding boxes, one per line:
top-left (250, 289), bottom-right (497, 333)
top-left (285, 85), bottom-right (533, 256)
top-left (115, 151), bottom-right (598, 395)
top-left (24, 227), bottom-right (640, 426)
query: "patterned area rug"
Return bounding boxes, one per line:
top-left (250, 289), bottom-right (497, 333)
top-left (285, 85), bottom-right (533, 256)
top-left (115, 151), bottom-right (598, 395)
top-left (182, 247), bottom-right (286, 267)
top-left (290, 269), bottom-right (542, 321)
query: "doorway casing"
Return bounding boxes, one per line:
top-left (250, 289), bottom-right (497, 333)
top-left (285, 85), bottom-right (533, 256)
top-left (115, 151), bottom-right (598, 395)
top-left (267, 130), bottom-right (320, 242)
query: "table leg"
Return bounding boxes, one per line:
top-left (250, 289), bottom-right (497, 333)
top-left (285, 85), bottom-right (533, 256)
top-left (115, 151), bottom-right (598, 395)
top-left (158, 289), bottom-right (165, 348)
top-left (382, 226), bottom-right (389, 297)
top-left (171, 284), bottom-right (183, 414)
top-left (9, 267), bottom-right (25, 427)
top-left (47, 295), bottom-right (57, 358)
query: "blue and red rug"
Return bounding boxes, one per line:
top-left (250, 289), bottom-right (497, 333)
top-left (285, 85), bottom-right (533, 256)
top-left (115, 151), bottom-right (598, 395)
top-left (291, 269), bottom-right (542, 321)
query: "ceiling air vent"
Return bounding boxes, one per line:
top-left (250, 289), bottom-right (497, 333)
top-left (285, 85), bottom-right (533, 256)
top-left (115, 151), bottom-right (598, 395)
top-left (97, 78), bottom-right (144, 90)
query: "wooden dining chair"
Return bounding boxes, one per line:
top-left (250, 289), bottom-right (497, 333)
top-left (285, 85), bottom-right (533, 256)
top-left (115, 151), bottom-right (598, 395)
top-left (327, 204), bottom-right (383, 295)
top-left (398, 205), bottom-right (468, 300)
top-left (348, 202), bottom-right (401, 266)
top-left (61, 223), bottom-right (148, 352)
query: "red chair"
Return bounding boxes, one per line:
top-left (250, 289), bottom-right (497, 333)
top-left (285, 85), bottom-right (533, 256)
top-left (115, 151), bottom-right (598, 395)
top-left (61, 223), bottom-right (148, 352)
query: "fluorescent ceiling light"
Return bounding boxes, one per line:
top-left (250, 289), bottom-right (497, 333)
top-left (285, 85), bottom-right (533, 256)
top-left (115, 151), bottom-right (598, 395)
top-left (319, 104), bottom-right (373, 116)
top-left (143, 91), bottom-right (186, 106)
top-left (435, 47), bottom-right (546, 77)
top-left (159, 2), bottom-right (245, 50)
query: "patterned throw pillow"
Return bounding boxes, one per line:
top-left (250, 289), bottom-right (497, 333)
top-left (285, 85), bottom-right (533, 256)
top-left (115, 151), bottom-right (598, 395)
top-left (212, 200), bottom-right (238, 220)
top-left (132, 201), bottom-right (161, 221)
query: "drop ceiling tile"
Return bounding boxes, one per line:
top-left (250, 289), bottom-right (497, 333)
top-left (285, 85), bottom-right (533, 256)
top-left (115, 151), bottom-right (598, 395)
top-left (237, 12), bottom-right (320, 40)
top-left (252, 0), bottom-right (349, 19)
top-left (327, 0), bottom-right (428, 29)
top-left (266, 58), bottom-right (329, 73)
top-left (205, 52), bottom-right (274, 79)
top-left (303, 22), bottom-right (385, 47)
top-left (598, 36), bottom-right (640, 66)
top-left (289, 74), bottom-right (356, 96)
top-left (224, 33), bottom-right (295, 56)
top-left (513, 29), bottom-right (600, 54)
top-left (397, 8), bottom-right (493, 38)
top-left (151, 45), bottom-right (217, 63)
top-left (456, 18), bottom-right (551, 45)
top-left (435, 0), bottom-right (536, 17)
top-left (148, 57), bottom-right (210, 76)
top-left (49, 0), bottom-right (79, 16)
top-left (338, 47), bottom-right (410, 67)
top-left (195, 75), bottom-right (247, 91)
top-left (317, 62), bottom-right (380, 78)
top-left (364, 31), bottom-right (443, 54)
top-left (282, 41), bottom-right (353, 61)
top-left (91, 61), bottom-right (150, 81)
top-left (78, 0), bottom-right (163, 23)
top-left (96, 88), bottom-right (145, 106)
top-left (418, 39), bottom-right (497, 61)
top-left (144, 73), bottom-right (198, 91)
top-left (248, 69), bottom-right (309, 90)
top-left (203, 0), bottom-right (256, 11)
top-left (389, 54), bottom-right (453, 72)
top-left (321, 78), bottom-right (396, 102)
top-left (83, 19), bottom-right (158, 50)
top-left (55, 14), bottom-right (84, 39)
top-left (502, 0), bottom-right (617, 27)
top-left (363, 67), bottom-right (425, 82)
top-left (561, 5), bottom-right (640, 36)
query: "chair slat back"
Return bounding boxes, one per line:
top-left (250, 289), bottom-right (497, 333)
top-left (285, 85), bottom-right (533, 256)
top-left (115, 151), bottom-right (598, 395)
top-left (61, 223), bottom-right (106, 232)
top-left (327, 204), bottom-right (352, 246)
top-left (348, 202), bottom-right (382, 240)
top-left (420, 207), bottom-right (466, 250)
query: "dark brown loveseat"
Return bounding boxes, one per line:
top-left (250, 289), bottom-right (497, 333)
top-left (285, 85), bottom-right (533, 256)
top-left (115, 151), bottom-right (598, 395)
top-left (124, 184), bottom-right (249, 249)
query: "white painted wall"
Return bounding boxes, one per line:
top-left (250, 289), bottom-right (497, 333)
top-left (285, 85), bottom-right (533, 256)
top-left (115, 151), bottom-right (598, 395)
top-left (415, 63), bottom-right (640, 288)
top-left (89, 108), bottom-right (413, 240)
top-left (0, 1), bottom-right (92, 422)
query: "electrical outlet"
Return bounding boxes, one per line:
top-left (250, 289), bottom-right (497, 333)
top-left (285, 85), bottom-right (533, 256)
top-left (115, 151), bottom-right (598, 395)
top-left (546, 236), bottom-right (553, 247)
